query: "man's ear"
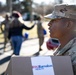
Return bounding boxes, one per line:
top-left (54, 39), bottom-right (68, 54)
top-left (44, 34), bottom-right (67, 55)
top-left (66, 21), bottom-right (73, 29)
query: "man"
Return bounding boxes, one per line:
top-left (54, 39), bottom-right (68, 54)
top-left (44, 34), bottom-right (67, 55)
top-left (45, 4), bottom-right (76, 75)
top-left (0, 14), bottom-right (12, 51)
top-left (33, 16), bottom-right (44, 56)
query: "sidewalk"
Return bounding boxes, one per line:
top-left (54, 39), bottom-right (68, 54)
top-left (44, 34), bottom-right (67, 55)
top-left (20, 37), bottom-right (53, 56)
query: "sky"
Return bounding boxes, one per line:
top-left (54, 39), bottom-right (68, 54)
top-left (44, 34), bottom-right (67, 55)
top-left (0, 0), bottom-right (76, 4)
top-left (33, 0), bottom-right (76, 4)
top-left (0, 0), bottom-right (5, 4)
top-left (0, 0), bottom-right (53, 4)
top-left (33, 0), bottom-right (54, 4)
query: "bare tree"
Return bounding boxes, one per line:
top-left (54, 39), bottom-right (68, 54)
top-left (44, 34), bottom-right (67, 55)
top-left (6, 0), bottom-right (12, 13)
top-left (33, 3), bottom-right (54, 16)
top-left (55, 0), bottom-right (63, 4)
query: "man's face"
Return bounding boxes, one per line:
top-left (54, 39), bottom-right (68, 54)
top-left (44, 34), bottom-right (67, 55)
top-left (48, 18), bottom-right (66, 39)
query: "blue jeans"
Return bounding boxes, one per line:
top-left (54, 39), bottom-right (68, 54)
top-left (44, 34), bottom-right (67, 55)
top-left (11, 36), bottom-right (23, 55)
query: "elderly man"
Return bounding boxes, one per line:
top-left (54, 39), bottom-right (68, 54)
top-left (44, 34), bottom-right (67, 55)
top-left (45, 4), bottom-right (76, 75)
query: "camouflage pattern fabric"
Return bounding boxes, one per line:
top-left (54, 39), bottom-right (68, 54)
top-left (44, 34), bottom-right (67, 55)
top-left (54, 38), bottom-right (76, 75)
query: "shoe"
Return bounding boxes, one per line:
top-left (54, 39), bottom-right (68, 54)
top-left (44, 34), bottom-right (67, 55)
top-left (39, 48), bottom-right (42, 51)
top-left (33, 52), bottom-right (39, 56)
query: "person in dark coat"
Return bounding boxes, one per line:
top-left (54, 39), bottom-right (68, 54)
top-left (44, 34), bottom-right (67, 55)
top-left (8, 12), bottom-right (35, 55)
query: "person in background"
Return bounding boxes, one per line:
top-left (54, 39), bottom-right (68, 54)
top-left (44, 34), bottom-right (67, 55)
top-left (8, 12), bottom-right (35, 55)
top-left (0, 14), bottom-right (12, 51)
top-left (34, 16), bottom-right (44, 56)
top-left (45, 4), bottom-right (76, 75)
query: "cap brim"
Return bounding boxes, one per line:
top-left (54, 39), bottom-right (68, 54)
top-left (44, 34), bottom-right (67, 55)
top-left (44, 13), bottom-right (62, 20)
top-left (44, 13), bottom-right (56, 19)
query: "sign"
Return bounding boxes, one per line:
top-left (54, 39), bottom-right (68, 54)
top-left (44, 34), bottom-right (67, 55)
top-left (31, 56), bottom-right (55, 75)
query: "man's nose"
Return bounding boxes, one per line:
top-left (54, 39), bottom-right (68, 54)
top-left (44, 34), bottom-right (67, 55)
top-left (48, 22), bottom-right (50, 26)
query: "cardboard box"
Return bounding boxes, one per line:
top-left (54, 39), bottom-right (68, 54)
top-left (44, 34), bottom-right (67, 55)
top-left (5, 56), bottom-right (74, 75)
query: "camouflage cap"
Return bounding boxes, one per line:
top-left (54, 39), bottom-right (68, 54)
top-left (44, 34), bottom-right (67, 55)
top-left (44, 4), bottom-right (76, 19)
